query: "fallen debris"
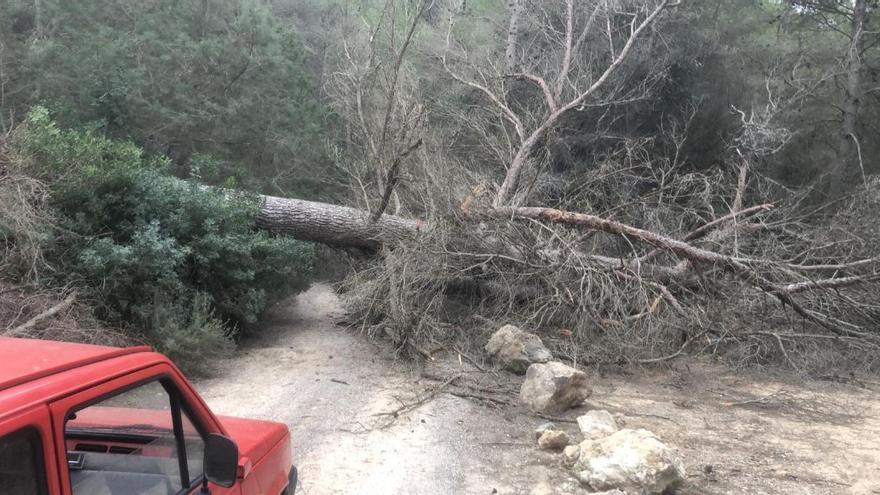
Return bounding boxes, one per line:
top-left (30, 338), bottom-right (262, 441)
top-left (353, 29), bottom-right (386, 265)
top-left (4, 292), bottom-right (76, 337)
top-left (372, 373), bottom-right (462, 427)
top-left (519, 361), bottom-right (592, 414)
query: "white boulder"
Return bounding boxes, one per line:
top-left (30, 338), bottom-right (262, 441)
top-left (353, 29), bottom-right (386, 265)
top-left (571, 428), bottom-right (686, 494)
top-left (519, 362), bottom-right (592, 414)
top-left (577, 409), bottom-right (619, 440)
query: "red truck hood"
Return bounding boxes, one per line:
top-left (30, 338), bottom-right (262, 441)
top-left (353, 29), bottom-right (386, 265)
top-left (217, 415), bottom-right (289, 464)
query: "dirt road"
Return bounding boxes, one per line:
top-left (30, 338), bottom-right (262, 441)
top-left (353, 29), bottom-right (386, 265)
top-left (196, 283), bottom-right (880, 495)
top-left (196, 283), bottom-right (580, 495)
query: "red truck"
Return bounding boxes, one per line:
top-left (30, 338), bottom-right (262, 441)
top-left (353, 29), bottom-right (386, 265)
top-left (0, 337), bottom-right (297, 494)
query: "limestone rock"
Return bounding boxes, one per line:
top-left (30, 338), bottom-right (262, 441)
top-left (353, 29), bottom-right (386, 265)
top-left (519, 362), bottom-right (592, 414)
top-left (562, 444), bottom-right (581, 467)
top-left (577, 409), bottom-right (619, 440)
top-left (537, 430), bottom-right (571, 451)
top-left (572, 428), bottom-right (686, 494)
top-left (534, 422), bottom-right (558, 440)
top-left (485, 324), bottom-right (552, 374)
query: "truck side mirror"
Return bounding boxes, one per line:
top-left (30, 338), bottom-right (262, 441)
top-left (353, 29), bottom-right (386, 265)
top-left (204, 433), bottom-right (239, 488)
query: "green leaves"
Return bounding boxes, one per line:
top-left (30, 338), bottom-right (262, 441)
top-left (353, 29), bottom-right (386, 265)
top-left (13, 108), bottom-right (315, 368)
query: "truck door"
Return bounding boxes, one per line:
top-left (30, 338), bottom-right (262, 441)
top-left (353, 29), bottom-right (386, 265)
top-left (0, 404), bottom-right (60, 495)
top-left (48, 365), bottom-right (240, 495)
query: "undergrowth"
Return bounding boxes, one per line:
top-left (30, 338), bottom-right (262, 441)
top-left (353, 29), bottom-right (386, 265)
top-left (0, 108), bottom-right (316, 372)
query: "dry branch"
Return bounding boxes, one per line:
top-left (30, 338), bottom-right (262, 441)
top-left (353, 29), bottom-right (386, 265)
top-left (443, 0), bottom-right (681, 207)
top-left (776, 275), bottom-right (880, 295)
top-left (372, 373), bottom-right (462, 427)
top-left (492, 0), bottom-right (680, 207)
top-left (5, 293), bottom-right (75, 337)
top-left (496, 206), bottom-right (731, 265)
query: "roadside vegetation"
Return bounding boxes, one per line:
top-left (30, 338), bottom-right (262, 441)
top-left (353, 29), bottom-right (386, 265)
top-left (0, 0), bottom-right (327, 370)
top-left (2, 108), bottom-right (315, 370)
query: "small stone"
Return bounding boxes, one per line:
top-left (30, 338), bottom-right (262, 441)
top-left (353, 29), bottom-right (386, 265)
top-left (534, 421), bottom-right (557, 440)
top-left (537, 430), bottom-right (571, 451)
top-left (577, 409), bottom-right (619, 440)
top-left (562, 444), bottom-right (581, 467)
top-left (572, 428), bottom-right (686, 494)
top-left (519, 361), bottom-right (592, 414)
top-left (485, 324), bottom-right (553, 374)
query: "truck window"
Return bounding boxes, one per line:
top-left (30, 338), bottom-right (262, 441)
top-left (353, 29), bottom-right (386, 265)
top-left (0, 427), bottom-right (48, 495)
top-left (64, 379), bottom-right (206, 495)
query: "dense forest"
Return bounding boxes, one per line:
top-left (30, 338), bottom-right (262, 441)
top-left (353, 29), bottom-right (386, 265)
top-left (1, 0), bottom-right (879, 373)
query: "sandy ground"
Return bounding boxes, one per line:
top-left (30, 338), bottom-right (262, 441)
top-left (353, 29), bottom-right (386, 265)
top-left (196, 283), bottom-right (880, 495)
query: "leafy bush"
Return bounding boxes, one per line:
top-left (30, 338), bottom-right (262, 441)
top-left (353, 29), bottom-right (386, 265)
top-left (10, 107), bottom-right (315, 364)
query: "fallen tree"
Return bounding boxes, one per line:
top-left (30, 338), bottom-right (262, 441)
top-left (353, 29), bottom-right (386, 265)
top-left (250, 0), bottom-right (880, 372)
top-left (251, 170), bottom-right (880, 355)
top-left (255, 195), bottom-right (423, 250)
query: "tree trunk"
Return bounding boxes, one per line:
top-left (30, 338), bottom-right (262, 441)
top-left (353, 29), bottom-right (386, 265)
top-left (505, 0), bottom-right (524, 72)
top-left (829, 0), bottom-right (867, 197)
top-left (196, 0), bottom-right (209, 41)
top-left (255, 194), bottom-right (422, 249)
top-left (34, 0), bottom-right (43, 37)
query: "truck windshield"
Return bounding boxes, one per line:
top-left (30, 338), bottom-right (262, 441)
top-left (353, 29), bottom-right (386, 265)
top-left (64, 380), bottom-right (205, 495)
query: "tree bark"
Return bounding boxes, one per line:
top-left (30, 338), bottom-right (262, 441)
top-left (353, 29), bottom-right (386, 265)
top-left (255, 194), bottom-right (423, 249)
top-left (254, 193), bottom-right (756, 266)
top-left (34, 0), bottom-right (43, 38)
top-left (505, 0), bottom-right (524, 72)
top-left (829, 0), bottom-right (867, 197)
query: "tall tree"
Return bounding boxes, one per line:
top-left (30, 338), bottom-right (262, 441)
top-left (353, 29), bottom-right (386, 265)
top-left (786, 0), bottom-right (874, 196)
top-left (833, 0), bottom-right (868, 196)
top-left (444, 0), bottom-right (680, 207)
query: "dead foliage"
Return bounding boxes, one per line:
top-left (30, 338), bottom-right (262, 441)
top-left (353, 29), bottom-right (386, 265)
top-left (0, 282), bottom-right (128, 345)
top-left (342, 142), bottom-right (880, 374)
top-left (0, 131), bottom-right (54, 282)
top-left (0, 129), bottom-right (130, 347)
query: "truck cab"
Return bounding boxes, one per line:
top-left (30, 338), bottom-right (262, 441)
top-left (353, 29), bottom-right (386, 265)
top-left (0, 338), bottom-right (296, 495)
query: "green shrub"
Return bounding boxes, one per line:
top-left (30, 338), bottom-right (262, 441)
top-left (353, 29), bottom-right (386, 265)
top-left (141, 292), bottom-right (235, 375)
top-left (11, 107), bottom-right (315, 364)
